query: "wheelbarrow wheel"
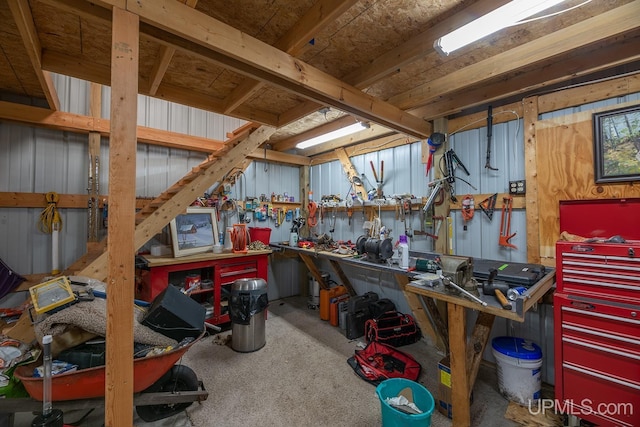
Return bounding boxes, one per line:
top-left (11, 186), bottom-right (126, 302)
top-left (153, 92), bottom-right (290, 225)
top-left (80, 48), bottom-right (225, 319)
top-left (136, 364), bottom-right (199, 422)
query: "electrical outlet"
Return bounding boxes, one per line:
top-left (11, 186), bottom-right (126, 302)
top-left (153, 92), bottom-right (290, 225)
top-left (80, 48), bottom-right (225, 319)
top-left (509, 180), bottom-right (526, 195)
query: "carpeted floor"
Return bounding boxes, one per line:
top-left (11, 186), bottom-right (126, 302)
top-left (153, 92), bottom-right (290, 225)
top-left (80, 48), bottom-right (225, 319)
top-left (182, 296), bottom-right (519, 427)
top-left (9, 296), bottom-right (519, 426)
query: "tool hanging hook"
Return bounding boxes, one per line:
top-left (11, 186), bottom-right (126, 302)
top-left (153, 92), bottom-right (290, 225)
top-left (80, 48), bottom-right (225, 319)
top-left (485, 106), bottom-right (499, 171)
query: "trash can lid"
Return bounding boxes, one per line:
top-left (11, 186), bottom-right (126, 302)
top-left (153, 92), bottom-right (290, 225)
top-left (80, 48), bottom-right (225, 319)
top-left (492, 336), bottom-right (542, 360)
top-left (231, 278), bottom-right (267, 291)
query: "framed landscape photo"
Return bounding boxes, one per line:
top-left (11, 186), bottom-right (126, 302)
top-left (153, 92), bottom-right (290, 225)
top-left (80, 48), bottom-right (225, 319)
top-left (169, 207), bottom-right (219, 257)
top-left (593, 104), bottom-right (640, 183)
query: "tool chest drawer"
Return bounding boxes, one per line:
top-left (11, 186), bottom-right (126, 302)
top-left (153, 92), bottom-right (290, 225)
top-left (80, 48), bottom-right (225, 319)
top-left (554, 294), bottom-right (640, 427)
top-left (556, 241), bottom-right (640, 304)
top-left (216, 260), bottom-right (259, 285)
top-left (556, 295), bottom-right (640, 380)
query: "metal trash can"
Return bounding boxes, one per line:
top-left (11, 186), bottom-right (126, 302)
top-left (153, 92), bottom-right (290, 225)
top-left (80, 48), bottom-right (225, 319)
top-left (230, 278), bottom-right (268, 352)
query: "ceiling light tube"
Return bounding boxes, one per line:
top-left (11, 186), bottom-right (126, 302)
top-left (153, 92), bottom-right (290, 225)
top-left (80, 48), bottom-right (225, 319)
top-left (434, 0), bottom-right (567, 55)
top-left (296, 122), bottom-right (369, 149)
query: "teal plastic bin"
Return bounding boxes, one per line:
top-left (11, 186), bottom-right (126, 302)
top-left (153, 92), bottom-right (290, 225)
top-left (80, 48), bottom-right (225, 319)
top-left (376, 378), bottom-right (435, 427)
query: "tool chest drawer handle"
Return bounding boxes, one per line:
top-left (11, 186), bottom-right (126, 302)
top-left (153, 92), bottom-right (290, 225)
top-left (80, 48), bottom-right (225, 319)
top-left (563, 336), bottom-right (640, 360)
top-left (220, 267), bottom-right (257, 278)
top-left (562, 323), bottom-right (639, 346)
top-left (562, 306), bottom-right (640, 325)
top-left (564, 277), bottom-right (640, 291)
top-left (563, 362), bottom-right (640, 391)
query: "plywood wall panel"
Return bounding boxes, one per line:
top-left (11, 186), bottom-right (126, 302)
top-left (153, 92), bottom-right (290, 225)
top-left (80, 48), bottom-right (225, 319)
top-left (536, 117), bottom-right (640, 261)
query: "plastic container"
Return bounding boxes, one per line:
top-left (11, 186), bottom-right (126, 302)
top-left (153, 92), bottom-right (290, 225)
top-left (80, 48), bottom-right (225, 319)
top-left (398, 235), bottom-right (409, 269)
top-left (249, 227), bottom-right (272, 245)
top-left (376, 378), bottom-right (435, 427)
top-left (491, 336), bottom-right (543, 405)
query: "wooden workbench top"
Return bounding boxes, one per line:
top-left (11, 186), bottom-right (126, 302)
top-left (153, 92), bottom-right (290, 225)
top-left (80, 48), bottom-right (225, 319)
top-left (139, 249), bottom-right (272, 267)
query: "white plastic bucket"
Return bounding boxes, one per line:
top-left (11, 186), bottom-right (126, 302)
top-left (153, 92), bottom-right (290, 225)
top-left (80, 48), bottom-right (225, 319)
top-left (491, 336), bottom-right (542, 405)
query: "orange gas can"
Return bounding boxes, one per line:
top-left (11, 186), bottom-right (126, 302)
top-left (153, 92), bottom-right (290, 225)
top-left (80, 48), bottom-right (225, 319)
top-left (319, 285), bottom-right (347, 320)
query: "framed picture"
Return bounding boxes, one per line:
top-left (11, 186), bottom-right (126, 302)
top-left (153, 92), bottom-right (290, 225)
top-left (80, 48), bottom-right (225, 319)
top-left (169, 207), bottom-right (219, 257)
top-left (593, 104), bottom-right (640, 183)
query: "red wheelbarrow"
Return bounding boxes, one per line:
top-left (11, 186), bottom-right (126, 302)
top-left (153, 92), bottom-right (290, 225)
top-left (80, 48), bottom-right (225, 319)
top-left (11, 331), bottom-right (207, 422)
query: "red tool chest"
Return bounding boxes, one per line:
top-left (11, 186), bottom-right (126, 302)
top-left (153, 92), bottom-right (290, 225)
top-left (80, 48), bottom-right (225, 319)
top-left (555, 241), bottom-right (640, 427)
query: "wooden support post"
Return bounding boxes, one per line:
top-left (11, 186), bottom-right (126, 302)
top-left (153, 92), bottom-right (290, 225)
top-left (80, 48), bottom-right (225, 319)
top-left (523, 96), bottom-right (541, 263)
top-left (106, 7), bottom-right (138, 427)
top-left (448, 302), bottom-right (470, 427)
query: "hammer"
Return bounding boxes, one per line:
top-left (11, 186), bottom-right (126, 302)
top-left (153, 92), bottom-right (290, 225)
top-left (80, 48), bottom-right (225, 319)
top-left (481, 269), bottom-right (512, 310)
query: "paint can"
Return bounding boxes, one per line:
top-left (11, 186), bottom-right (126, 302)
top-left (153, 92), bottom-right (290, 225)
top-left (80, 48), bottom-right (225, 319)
top-left (184, 273), bottom-right (201, 292)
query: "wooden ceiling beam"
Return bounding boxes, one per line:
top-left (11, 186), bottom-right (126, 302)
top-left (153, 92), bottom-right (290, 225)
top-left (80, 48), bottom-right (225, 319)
top-left (222, 0), bottom-right (358, 114)
top-left (0, 99), bottom-right (310, 164)
top-left (341, 0), bottom-right (510, 89)
top-left (412, 34), bottom-right (640, 120)
top-left (0, 101), bottom-right (225, 152)
top-left (40, 50), bottom-right (280, 126)
top-left (389, 1), bottom-right (640, 110)
top-left (7, 0), bottom-right (60, 111)
top-left (248, 148), bottom-right (310, 166)
top-left (147, 0), bottom-right (198, 96)
top-left (273, 0), bottom-right (510, 130)
top-left (125, 0), bottom-right (429, 138)
top-left (41, 0), bottom-right (280, 126)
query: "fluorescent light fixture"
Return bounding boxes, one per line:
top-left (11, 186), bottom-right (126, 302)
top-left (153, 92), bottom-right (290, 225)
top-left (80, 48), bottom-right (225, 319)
top-left (434, 0), bottom-right (567, 55)
top-left (296, 122), bottom-right (369, 149)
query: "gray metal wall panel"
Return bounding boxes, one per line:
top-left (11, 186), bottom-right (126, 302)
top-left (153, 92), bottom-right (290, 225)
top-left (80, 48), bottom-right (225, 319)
top-left (449, 118), bottom-right (527, 263)
top-left (0, 123), bottom-right (35, 191)
top-left (308, 141), bottom-right (434, 252)
top-left (235, 161), bottom-right (301, 245)
top-left (52, 74), bottom-right (89, 115)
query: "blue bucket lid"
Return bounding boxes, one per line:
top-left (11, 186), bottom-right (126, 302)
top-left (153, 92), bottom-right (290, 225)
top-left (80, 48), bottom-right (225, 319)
top-left (492, 336), bottom-right (542, 360)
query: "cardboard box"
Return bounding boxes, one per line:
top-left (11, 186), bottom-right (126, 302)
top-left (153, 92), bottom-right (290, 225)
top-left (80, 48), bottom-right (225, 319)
top-left (437, 356), bottom-right (473, 419)
top-left (437, 356), bottom-right (453, 418)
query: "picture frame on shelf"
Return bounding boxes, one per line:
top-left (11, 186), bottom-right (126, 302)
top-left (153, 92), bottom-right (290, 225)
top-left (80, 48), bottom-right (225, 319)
top-left (169, 207), bottom-right (219, 257)
top-left (593, 104), bottom-right (640, 184)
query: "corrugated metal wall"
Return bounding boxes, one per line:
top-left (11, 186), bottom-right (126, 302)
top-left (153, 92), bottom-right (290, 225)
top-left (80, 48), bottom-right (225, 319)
top-left (0, 74), bottom-right (258, 275)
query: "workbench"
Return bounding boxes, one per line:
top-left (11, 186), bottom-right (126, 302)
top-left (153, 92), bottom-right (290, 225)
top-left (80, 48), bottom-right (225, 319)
top-left (271, 243), bottom-right (555, 427)
top-left (135, 250), bottom-right (271, 325)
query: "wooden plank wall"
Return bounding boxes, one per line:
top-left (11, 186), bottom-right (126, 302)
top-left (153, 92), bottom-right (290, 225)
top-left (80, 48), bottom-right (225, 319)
top-left (535, 101), bottom-right (640, 264)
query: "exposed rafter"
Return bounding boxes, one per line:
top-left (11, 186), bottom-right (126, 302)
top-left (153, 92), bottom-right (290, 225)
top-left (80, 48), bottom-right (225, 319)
top-left (124, 0), bottom-right (430, 138)
top-left (223, 0), bottom-right (359, 115)
top-left (7, 0), bottom-right (60, 110)
top-left (147, 0), bottom-right (198, 96)
top-left (389, 2), bottom-right (640, 110)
